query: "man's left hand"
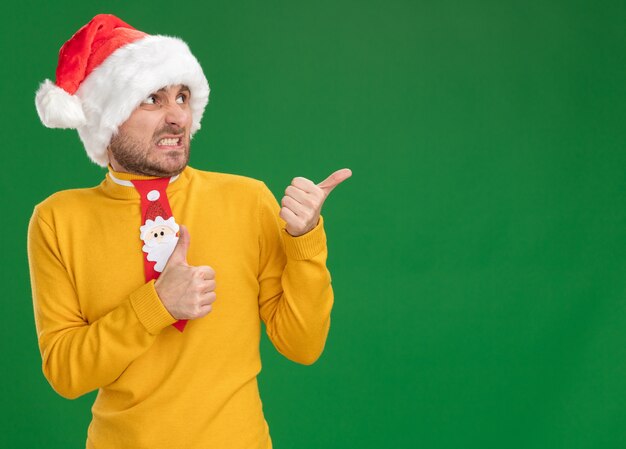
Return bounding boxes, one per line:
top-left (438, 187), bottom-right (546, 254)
top-left (279, 168), bottom-right (352, 237)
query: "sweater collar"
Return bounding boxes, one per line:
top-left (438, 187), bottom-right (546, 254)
top-left (100, 165), bottom-right (192, 200)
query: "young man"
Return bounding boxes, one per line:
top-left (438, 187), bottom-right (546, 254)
top-left (29, 14), bottom-right (351, 449)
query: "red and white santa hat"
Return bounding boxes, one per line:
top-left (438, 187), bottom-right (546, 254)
top-left (35, 14), bottom-right (210, 167)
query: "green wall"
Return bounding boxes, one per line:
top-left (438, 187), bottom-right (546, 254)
top-left (2, 1), bottom-right (625, 447)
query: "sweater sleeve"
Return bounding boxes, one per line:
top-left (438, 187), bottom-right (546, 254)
top-left (257, 182), bottom-right (334, 365)
top-left (27, 208), bottom-right (177, 399)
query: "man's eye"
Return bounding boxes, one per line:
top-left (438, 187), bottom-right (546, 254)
top-left (176, 93), bottom-right (188, 104)
top-left (144, 95), bottom-right (158, 105)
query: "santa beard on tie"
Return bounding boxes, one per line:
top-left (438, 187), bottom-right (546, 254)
top-left (142, 232), bottom-right (179, 272)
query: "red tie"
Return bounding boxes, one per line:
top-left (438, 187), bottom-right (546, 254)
top-left (132, 177), bottom-right (188, 332)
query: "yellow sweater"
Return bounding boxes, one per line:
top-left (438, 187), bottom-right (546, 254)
top-left (27, 166), bottom-right (334, 449)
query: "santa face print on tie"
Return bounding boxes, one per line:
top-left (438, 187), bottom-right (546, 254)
top-left (139, 216), bottom-right (180, 272)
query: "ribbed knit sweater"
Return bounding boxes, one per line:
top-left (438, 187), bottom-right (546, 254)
top-left (27, 165), bottom-right (334, 449)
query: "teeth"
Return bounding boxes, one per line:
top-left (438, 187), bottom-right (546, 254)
top-left (158, 138), bottom-right (179, 146)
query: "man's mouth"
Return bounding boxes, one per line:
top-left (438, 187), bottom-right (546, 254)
top-left (156, 136), bottom-right (183, 148)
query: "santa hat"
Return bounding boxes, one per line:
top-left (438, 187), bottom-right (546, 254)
top-left (35, 14), bottom-right (210, 167)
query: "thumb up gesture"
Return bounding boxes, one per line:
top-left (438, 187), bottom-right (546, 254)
top-left (154, 225), bottom-right (217, 320)
top-left (279, 168), bottom-right (352, 237)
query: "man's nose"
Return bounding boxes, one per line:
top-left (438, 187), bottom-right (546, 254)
top-left (164, 103), bottom-right (189, 129)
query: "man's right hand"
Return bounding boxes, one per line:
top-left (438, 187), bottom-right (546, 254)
top-left (154, 225), bottom-right (216, 320)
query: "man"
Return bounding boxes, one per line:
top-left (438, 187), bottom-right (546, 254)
top-left (28, 14), bottom-right (351, 449)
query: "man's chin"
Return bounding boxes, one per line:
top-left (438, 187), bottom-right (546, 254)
top-left (144, 153), bottom-right (189, 177)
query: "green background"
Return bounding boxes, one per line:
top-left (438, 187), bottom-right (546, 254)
top-left (2, 0), bottom-right (625, 448)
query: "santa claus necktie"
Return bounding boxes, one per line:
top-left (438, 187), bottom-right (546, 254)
top-left (131, 177), bottom-right (188, 332)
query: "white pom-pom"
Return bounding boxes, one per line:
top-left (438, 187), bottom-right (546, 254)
top-left (35, 80), bottom-right (87, 129)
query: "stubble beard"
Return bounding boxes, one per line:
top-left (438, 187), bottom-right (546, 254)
top-left (109, 127), bottom-right (190, 177)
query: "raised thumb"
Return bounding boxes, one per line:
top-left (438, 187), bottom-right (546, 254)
top-left (168, 224), bottom-right (190, 265)
top-left (317, 168), bottom-right (353, 195)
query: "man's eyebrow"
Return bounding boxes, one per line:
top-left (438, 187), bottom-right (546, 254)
top-left (154, 85), bottom-right (191, 94)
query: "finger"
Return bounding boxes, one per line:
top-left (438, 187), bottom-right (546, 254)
top-left (317, 168), bottom-right (352, 194)
top-left (195, 265), bottom-right (216, 280)
top-left (281, 195), bottom-right (307, 217)
top-left (198, 279), bottom-right (216, 293)
top-left (280, 211), bottom-right (309, 237)
top-left (291, 176), bottom-right (317, 193)
top-left (279, 206), bottom-right (300, 225)
top-left (168, 224), bottom-right (190, 265)
top-left (200, 291), bottom-right (217, 306)
top-left (284, 185), bottom-right (309, 204)
top-left (199, 304), bottom-right (213, 315)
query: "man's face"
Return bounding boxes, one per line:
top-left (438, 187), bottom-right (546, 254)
top-left (108, 84), bottom-right (193, 177)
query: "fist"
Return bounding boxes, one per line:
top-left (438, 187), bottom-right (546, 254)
top-left (279, 168), bottom-right (352, 237)
top-left (154, 225), bottom-right (217, 320)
